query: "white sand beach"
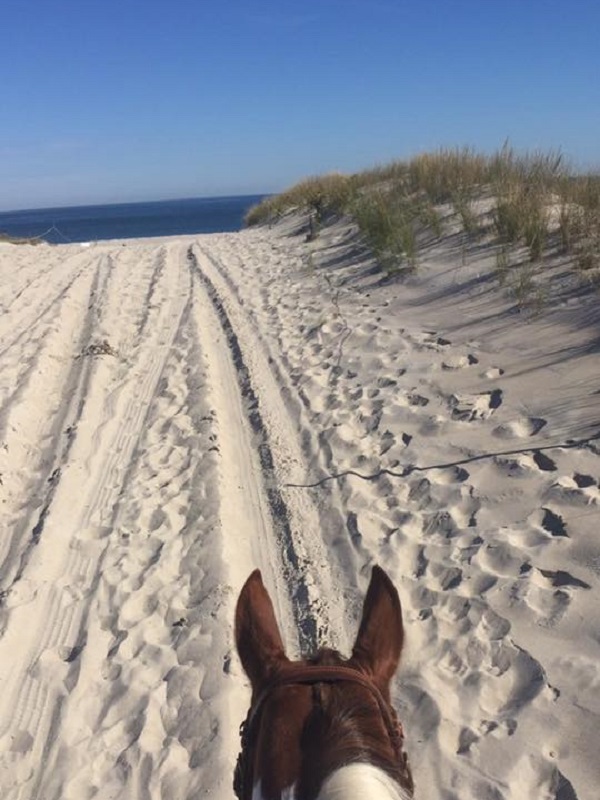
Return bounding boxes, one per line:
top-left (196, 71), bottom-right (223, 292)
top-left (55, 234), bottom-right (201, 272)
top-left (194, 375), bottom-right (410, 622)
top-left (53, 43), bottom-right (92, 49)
top-left (0, 217), bottom-right (598, 800)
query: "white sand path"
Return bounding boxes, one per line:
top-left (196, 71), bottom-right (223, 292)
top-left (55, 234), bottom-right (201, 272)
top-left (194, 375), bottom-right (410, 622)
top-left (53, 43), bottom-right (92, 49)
top-left (0, 221), bottom-right (598, 800)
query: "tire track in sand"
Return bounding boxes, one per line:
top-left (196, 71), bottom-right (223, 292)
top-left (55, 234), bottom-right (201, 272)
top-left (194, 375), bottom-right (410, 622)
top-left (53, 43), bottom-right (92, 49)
top-left (26, 253), bottom-right (235, 800)
top-left (0, 243), bottom-right (189, 800)
top-left (189, 244), bottom-right (346, 656)
top-left (0, 253), bottom-right (114, 613)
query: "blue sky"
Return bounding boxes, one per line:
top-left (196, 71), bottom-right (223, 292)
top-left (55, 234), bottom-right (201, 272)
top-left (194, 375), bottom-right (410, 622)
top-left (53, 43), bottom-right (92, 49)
top-left (1, 0), bottom-right (599, 210)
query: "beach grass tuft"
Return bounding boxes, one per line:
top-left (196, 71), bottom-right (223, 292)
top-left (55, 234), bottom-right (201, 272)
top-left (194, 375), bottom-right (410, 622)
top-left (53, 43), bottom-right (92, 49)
top-left (245, 145), bottom-right (600, 287)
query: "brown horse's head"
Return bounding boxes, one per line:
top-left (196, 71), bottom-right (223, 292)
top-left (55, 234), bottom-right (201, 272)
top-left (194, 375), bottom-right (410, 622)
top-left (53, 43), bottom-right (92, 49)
top-left (234, 566), bottom-right (413, 800)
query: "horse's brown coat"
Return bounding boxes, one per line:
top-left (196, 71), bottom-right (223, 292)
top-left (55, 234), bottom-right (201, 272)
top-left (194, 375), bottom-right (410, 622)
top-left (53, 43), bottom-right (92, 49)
top-left (235, 566), bottom-right (414, 800)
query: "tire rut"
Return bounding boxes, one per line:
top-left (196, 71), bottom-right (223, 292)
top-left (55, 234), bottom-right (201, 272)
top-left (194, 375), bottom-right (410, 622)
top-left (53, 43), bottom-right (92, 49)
top-left (188, 246), bottom-right (318, 654)
top-left (0, 254), bottom-right (113, 613)
top-left (0, 244), bottom-right (190, 799)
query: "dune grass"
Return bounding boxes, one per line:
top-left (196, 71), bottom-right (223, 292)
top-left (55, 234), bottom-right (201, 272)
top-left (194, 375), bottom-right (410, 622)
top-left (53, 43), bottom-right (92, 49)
top-left (246, 145), bottom-right (600, 286)
top-left (244, 173), bottom-right (355, 227)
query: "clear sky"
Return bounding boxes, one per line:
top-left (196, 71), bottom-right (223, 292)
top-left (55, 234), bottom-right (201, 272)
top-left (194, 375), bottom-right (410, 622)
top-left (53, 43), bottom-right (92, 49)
top-left (1, 0), bottom-right (599, 211)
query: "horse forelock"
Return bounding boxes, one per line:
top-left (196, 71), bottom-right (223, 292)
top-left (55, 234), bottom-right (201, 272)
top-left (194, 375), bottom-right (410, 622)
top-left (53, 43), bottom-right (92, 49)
top-left (250, 648), bottom-right (412, 800)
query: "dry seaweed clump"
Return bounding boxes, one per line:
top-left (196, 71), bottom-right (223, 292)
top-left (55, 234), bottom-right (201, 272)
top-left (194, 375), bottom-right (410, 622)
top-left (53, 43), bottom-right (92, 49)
top-left (78, 339), bottom-right (119, 358)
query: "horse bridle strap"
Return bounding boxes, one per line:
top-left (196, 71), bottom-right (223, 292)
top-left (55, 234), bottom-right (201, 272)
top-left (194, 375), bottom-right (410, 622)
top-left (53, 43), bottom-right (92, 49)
top-left (234, 665), bottom-right (406, 800)
top-left (250, 665), bottom-right (404, 752)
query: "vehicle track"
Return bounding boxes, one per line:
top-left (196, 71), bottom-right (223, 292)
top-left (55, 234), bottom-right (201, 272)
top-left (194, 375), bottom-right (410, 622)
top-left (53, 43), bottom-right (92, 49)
top-left (189, 244), bottom-right (346, 656)
top-left (0, 236), bottom-right (344, 799)
top-left (0, 253), bottom-right (113, 613)
top-left (0, 243), bottom-right (190, 798)
top-left (190, 248), bottom-right (315, 650)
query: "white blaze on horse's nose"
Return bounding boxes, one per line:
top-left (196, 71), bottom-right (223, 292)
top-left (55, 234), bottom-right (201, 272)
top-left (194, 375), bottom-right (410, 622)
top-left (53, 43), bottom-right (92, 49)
top-left (317, 764), bottom-right (413, 800)
top-left (251, 765), bottom-right (412, 800)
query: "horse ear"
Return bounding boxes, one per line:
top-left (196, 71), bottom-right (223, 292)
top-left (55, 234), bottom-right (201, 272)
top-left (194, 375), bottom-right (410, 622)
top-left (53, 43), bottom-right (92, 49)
top-left (351, 566), bottom-right (404, 694)
top-left (235, 570), bottom-right (288, 690)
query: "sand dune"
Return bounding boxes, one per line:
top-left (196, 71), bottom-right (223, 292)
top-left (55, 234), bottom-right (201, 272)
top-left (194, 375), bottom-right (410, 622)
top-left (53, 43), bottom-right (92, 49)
top-left (0, 219), bottom-right (598, 799)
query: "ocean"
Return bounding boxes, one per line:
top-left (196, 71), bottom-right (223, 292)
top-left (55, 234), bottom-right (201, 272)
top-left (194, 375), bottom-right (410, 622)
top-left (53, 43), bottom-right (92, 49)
top-left (0, 194), bottom-right (266, 244)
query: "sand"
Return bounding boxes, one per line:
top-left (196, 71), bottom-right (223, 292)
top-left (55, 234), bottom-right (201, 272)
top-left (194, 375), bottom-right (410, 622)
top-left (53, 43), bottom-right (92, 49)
top-left (0, 216), bottom-right (598, 800)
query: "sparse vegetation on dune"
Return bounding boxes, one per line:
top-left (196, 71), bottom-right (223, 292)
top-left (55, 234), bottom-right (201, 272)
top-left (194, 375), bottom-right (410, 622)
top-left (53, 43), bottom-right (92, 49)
top-left (245, 145), bottom-right (600, 289)
top-left (244, 173), bottom-right (355, 227)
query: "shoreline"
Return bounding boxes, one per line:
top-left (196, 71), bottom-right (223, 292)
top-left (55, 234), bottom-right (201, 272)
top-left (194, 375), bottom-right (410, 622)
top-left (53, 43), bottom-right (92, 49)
top-left (0, 193), bottom-right (265, 246)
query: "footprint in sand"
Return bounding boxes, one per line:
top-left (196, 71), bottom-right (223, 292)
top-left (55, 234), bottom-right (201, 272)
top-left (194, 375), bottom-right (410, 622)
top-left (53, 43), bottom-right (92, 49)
top-left (537, 568), bottom-right (591, 590)
top-left (407, 392), bottom-right (430, 407)
top-left (526, 507), bottom-right (569, 539)
top-left (377, 376), bottom-right (398, 388)
top-left (482, 366), bottom-right (505, 379)
top-left (544, 480), bottom-right (595, 507)
top-left (457, 727), bottom-right (479, 755)
top-left (422, 510), bottom-right (459, 539)
top-left (379, 430), bottom-right (395, 455)
top-left (451, 389), bottom-right (503, 421)
top-left (522, 580), bottom-right (571, 628)
top-left (492, 455), bottom-right (529, 478)
top-left (550, 769), bottom-right (579, 800)
top-left (414, 545), bottom-right (428, 578)
top-left (101, 660), bottom-right (122, 681)
top-left (408, 477), bottom-right (432, 510)
top-left (531, 451), bottom-right (557, 472)
top-left (499, 450), bottom-right (557, 475)
top-left (431, 564), bottom-right (463, 591)
top-left (495, 642), bottom-right (548, 715)
top-left (360, 408), bottom-right (382, 433)
top-left (477, 539), bottom-right (530, 578)
top-left (458, 723), bottom-right (515, 756)
top-left (418, 416), bottom-right (446, 437)
top-left (414, 331), bottom-right (453, 350)
top-left (33, 645), bottom-right (79, 688)
top-left (480, 607), bottom-right (511, 640)
top-left (401, 684), bottom-right (442, 742)
top-left (469, 572), bottom-right (498, 594)
top-left (442, 353), bottom-right (479, 370)
top-left (492, 416), bottom-right (547, 439)
top-left (431, 466), bottom-right (470, 484)
top-left (573, 473), bottom-right (597, 488)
